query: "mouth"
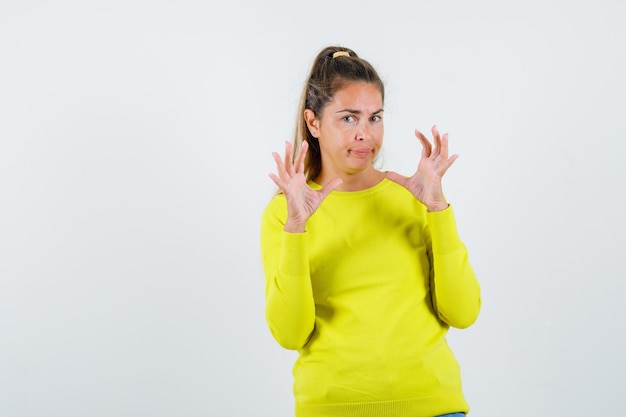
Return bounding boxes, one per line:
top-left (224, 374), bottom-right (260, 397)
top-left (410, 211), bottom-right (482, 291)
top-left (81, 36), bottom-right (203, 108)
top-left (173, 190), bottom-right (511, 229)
top-left (349, 148), bottom-right (372, 158)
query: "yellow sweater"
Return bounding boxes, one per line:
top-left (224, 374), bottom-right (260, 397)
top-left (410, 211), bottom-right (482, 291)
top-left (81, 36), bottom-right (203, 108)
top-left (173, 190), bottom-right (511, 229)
top-left (260, 178), bottom-right (481, 417)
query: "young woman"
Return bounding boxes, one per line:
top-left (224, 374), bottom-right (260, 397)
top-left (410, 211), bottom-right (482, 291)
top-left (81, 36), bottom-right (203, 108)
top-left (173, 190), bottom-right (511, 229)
top-left (260, 46), bottom-right (481, 417)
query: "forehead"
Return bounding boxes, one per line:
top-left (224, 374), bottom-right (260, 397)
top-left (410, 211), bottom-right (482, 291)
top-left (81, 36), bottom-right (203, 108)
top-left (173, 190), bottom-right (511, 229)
top-left (329, 82), bottom-right (383, 109)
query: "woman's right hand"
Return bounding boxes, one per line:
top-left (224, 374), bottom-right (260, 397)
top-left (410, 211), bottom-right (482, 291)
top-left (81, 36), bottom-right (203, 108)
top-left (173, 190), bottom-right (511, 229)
top-left (269, 141), bottom-right (342, 233)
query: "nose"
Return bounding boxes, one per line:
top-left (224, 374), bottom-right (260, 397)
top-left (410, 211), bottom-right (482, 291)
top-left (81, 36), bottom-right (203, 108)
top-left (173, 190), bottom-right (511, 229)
top-left (355, 124), bottom-right (368, 141)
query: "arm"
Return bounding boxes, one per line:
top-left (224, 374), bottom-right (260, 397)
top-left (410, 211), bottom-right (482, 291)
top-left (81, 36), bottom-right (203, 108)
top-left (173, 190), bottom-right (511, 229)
top-left (260, 200), bottom-right (316, 350)
top-left (261, 141), bottom-right (341, 349)
top-left (426, 206), bottom-right (481, 328)
top-left (386, 126), bottom-right (480, 327)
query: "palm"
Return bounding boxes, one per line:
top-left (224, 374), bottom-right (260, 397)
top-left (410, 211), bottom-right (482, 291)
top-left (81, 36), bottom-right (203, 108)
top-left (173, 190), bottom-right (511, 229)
top-left (280, 171), bottom-right (326, 224)
top-left (269, 141), bottom-right (341, 232)
top-left (386, 126), bottom-right (458, 212)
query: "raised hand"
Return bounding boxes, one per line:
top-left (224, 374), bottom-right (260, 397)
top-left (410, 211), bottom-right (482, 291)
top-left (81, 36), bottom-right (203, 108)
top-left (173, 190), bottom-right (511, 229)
top-left (386, 126), bottom-right (458, 212)
top-left (269, 141), bottom-right (342, 233)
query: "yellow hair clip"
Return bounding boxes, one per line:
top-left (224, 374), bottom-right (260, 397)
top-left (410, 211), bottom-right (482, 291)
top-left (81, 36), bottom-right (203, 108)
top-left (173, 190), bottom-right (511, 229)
top-left (332, 51), bottom-right (350, 58)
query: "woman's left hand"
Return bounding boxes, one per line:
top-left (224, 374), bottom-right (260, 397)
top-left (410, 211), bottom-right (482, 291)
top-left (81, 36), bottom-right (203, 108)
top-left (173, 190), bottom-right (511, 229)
top-left (386, 126), bottom-right (458, 212)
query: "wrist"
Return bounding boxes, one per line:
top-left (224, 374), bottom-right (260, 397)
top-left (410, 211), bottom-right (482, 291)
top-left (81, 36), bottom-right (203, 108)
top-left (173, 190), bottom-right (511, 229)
top-left (284, 219), bottom-right (306, 233)
top-left (427, 202), bottom-right (449, 212)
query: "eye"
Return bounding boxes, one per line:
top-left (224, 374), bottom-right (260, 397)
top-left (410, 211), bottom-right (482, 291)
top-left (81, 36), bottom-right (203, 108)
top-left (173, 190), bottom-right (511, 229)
top-left (342, 115), bottom-right (356, 123)
top-left (371, 115), bottom-right (382, 122)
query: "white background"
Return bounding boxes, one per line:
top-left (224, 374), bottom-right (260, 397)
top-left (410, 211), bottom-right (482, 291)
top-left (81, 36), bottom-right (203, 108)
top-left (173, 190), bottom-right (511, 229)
top-left (1, 1), bottom-right (625, 416)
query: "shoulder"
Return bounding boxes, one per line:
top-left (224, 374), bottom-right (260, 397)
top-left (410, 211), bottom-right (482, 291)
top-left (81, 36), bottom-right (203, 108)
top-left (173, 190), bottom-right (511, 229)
top-left (261, 192), bottom-right (287, 225)
top-left (381, 179), bottom-right (426, 208)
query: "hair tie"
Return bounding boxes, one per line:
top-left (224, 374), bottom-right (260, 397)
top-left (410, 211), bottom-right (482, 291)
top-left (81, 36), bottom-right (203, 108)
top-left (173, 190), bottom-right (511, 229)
top-left (332, 51), bottom-right (350, 59)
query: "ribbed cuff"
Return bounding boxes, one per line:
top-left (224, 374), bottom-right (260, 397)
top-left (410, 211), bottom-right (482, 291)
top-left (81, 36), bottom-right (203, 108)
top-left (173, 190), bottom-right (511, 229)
top-left (296, 393), bottom-right (469, 417)
top-left (279, 230), bottom-right (309, 276)
top-left (426, 205), bottom-right (463, 255)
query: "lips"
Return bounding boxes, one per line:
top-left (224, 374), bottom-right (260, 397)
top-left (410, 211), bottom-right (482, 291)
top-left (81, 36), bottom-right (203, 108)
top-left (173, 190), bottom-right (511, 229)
top-left (350, 148), bottom-right (372, 157)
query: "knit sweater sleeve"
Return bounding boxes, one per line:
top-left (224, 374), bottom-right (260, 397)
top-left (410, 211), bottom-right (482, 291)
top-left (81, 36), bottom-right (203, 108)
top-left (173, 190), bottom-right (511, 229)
top-left (425, 205), bottom-right (481, 329)
top-left (260, 197), bottom-right (316, 350)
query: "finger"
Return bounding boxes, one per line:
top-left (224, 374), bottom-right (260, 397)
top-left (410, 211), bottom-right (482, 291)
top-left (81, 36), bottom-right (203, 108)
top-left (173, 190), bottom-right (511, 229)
top-left (414, 129), bottom-right (432, 158)
top-left (439, 132), bottom-right (449, 161)
top-left (268, 172), bottom-right (282, 186)
top-left (385, 171), bottom-right (409, 187)
top-left (272, 151), bottom-right (289, 182)
top-left (439, 154), bottom-right (459, 176)
top-left (293, 140), bottom-right (308, 173)
top-left (268, 173), bottom-right (285, 191)
top-left (318, 177), bottom-right (343, 200)
top-left (431, 125), bottom-right (441, 157)
top-left (284, 141), bottom-right (294, 176)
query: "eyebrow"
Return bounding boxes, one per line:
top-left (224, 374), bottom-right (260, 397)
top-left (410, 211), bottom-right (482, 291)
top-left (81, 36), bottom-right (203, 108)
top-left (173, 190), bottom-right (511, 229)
top-left (336, 108), bottom-right (384, 115)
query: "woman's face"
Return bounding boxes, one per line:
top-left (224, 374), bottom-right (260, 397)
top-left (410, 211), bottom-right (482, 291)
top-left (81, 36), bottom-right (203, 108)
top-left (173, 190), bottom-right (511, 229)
top-left (306, 81), bottom-right (384, 181)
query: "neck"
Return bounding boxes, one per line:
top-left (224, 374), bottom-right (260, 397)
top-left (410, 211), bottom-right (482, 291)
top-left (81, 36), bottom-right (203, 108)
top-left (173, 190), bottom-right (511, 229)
top-left (316, 169), bottom-right (385, 192)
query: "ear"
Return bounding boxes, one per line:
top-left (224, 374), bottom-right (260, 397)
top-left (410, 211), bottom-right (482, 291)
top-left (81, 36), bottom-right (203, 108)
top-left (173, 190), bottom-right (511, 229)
top-left (304, 109), bottom-right (320, 138)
